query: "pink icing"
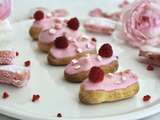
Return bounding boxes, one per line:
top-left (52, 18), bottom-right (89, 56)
top-left (39, 29), bottom-right (56, 44)
top-left (49, 36), bottom-right (96, 59)
top-left (32, 18), bottom-right (52, 30)
top-left (83, 70), bottom-right (138, 91)
top-left (0, 0), bottom-right (12, 20)
top-left (65, 54), bottom-right (117, 75)
top-left (38, 27), bottom-right (81, 44)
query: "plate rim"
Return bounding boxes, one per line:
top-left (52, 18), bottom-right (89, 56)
top-left (0, 99), bottom-right (160, 120)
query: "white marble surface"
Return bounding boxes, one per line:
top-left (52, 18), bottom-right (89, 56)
top-left (0, 0), bottom-right (160, 119)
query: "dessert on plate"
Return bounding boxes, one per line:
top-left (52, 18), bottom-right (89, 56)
top-left (79, 67), bottom-right (139, 104)
top-left (47, 34), bottom-right (96, 65)
top-left (139, 45), bottom-right (160, 66)
top-left (29, 10), bottom-right (53, 40)
top-left (0, 65), bottom-right (30, 87)
top-left (38, 17), bottom-right (80, 52)
top-left (47, 17), bottom-right (97, 65)
top-left (84, 17), bottom-right (115, 35)
top-left (0, 49), bottom-right (30, 87)
top-left (29, 10), bottom-right (67, 41)
top-left (64, 43), bottom-right (119, 83)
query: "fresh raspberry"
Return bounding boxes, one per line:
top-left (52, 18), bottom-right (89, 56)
top-left (32, 94), bottom-right (40, 102)
top-left (146, 64), bottom-right (154, 71)
top-left (89, 67), bottom-right (104, 83)
top-left (67, 17), bottom-right (80, 30)
top-left (143, 95), bottom-right (151, 102)
top-left (98, 43), bottom-right (113, 58)
top-left (24, 60), bottom-right (31, 67)
top-left (57, 113), bottom-right (62, 118)
top-left (54, 36), bottom-right (69, 49)
top-left (2, 92), bottom-right (9, 99)
top-left (33, 10), bottom-right (44, 21)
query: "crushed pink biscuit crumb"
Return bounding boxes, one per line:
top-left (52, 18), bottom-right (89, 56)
top-left (2, 92), bottom-right (9, 99)
top-left (24, 60), bottom-right (31, 67)
top-left (146, 64), bottom-right (154, 71)
top-left (143, 95), bottom-right (151, 102)
top-left (32, 94), bottom-right (40, 102)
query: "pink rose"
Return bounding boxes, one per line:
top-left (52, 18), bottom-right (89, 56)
top-left (0, 0), bottom-right (12, 20)
top-left (122, 0), bottom-right (160, 48)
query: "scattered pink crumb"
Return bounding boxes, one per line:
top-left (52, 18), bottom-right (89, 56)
top-left (2, 92), bottom-right (9, 99)
top-left (24, 60), bottom-right (31, 67)
top-left (146, 64), bottom-right (154, 71)
top-left (32, 94), bottom-right (40, 102)
top-left (143, 95), bottom-right (151, 102)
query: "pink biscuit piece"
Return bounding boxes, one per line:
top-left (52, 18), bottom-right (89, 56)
top-left (84, 17), bottom-right (115, 35)
top-left (39, 26), bottom-right (81, 44)
top-left (103, 11), bottom-right (121, 21)
top-left (83, 69), bottom-right (138, 91)
top-left (0, 50), bottom-right (16, 65)
top-left (0, 65), bottom-right (30, 87)
top-left (89, 8), bottom-right (104, 17)
top-left (49, 35), bottom-right (96, 59)
top-left (65, 54), bottom-right (117, 75)
top-left (139, 45), bottom-right (160, 66)
top-left (52, 9), bottom-right (68, 17)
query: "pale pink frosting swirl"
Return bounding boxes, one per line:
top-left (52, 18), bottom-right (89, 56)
top-left (0, 0), bottom-right (12, 20)
top-left (122, 0), bottom-right (160, 48)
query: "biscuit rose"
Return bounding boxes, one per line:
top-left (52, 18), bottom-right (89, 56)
top-left (122, 0), bottom-right (160, 48)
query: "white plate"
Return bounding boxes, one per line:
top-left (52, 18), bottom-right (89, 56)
top-left (0, 19), bottom-right (160, 120)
